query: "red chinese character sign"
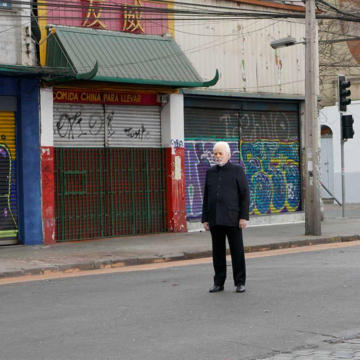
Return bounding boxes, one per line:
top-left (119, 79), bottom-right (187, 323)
top-left (45, 0), bottom-right (169, 35)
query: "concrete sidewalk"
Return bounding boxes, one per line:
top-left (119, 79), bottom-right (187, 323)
top-left (0, 215), bottom-right (359, 279)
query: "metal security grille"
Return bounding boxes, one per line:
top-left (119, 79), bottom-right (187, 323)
top-left (0, 112), bottom-right (17, 244)
top-left (54, 147), bottom-right (167, 241)
top-left (184, 103), bottom-right (301, 220)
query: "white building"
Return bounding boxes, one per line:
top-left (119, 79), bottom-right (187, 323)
top-left (0, 2), bottom-right (37, 66)
top-left (320, 102), bottom-right (360, 203)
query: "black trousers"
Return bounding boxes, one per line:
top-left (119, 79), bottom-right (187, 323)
top-left (210, 225), bottom-right (246, 287)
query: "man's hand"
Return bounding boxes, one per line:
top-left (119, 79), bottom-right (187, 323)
top-left (239, 219), bottom-right (248, 229)
top-left (203, 222), bottom-right (210, 231)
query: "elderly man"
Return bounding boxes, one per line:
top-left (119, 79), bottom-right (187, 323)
top-left (202, 141), bottom-right (250, 293)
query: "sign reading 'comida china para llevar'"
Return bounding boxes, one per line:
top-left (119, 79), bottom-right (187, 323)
top-left (53, 89), bottom-right (160, 105)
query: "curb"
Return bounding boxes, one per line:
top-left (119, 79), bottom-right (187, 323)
top-left (1, 235), bottom-right (359, 280)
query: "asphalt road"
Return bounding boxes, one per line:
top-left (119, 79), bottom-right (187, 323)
top-left (1, 244), bottom-right (360, 360)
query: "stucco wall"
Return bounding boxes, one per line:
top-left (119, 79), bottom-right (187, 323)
top-left (319, 101), bottom-right (360, 203)
top-left (0, 8), bottom-right (37, 65)
top-left (174, 0), bottom-right (307, 96)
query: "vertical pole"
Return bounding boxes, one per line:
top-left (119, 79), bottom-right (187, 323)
top-left (305, 0), bottom-right (321, 235)
top-left (341, 137), bottom-right (345, 217)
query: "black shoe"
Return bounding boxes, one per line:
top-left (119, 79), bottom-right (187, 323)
top-left (236, 284), bottom-right (246, 293)
top-left (209, 285), bottom-right (224, 293)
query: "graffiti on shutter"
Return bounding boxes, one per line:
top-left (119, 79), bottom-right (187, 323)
top-left (0, 112), bottom-right (17, 242)
top-left (184, 107), bottom-right (301, 221)
top-left (107, 105), bottom-right (161, 148)
top-left (54, 103), bottom-right (105, 147)
top-left (54, 104), bottom-right (161, 148)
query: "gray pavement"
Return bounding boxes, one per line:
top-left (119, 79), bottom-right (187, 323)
top-left (2, 243), bottom-right (360, 360)
top-left (0, 203), bottom-right (359, 279)
top-left (262, 337), bottom-right (360, 360)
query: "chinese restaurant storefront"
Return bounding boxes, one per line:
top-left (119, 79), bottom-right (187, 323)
top-left (41, 25), bottom-right (218, 242)
top-left (52, 87), bottom-right (167, 241)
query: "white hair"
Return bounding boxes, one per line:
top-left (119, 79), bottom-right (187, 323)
top-left (213, 141), bottom-right (231, 156)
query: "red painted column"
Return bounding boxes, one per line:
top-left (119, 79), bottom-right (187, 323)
top-left (41, 146), bottom-right (56, 244)
top-left (166, 147), bottom-right (187, 232)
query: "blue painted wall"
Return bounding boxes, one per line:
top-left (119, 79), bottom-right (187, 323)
top-left (0, 76), bottom-right (43, 245)
top-left (17, 78), bottom-right (43, 245)
top-left (0, 77), bottom-right (18, 96)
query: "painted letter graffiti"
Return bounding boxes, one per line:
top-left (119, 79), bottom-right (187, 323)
top-left (171, 139), bottom-right (184, 148)
top-left (56, 112), bottom-right (87, 139)
top-left (185, 139), bottom-right (300, 220)
top-left (54, 110), bottom-right (115, 141)
top-left (0, 144), bottom-right (17, 232)
top-left (124, 124), bottom-right (149, 140)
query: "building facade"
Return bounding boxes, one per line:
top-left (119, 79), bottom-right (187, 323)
top-left (172, 0), bottom-right (309, 229)
top-left (0, 0), bottom-right (316, 244)
top-left (0, 2), bottom-right (42, 245)
top-left (37, 2), bottom-right (218, 243)
top-left (318, 0), bottom-right (360, 206)
top-left (319, 101), bottom-right (360, 203)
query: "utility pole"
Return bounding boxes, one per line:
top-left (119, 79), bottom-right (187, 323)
top-left (304, 0), bottom-right (321, 235)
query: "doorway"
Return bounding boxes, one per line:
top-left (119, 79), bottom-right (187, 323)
top-left (320, 125), bottom-right (334, 201)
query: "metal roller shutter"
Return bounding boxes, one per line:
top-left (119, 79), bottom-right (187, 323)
top-left (184, 108), bottom-right (242, 220)
top-left (54, 103), bottom-right (105, 147)
top-left (54, 104), bottom-right (161, 148)
top-left (107, 105), bottom-right (161, 148)
top-left (0, 112), bottom-right (17, 244)
top-left (184, 103), bottom-right (301, 221)
top-left (239, 110), bottom-right (301, 216)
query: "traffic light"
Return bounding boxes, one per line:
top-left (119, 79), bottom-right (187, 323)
top-left (338, 75), bottom-right (351, 112)
top-left (341, 114), bottom-right (354, 140)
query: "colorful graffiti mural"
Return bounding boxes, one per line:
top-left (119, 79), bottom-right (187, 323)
top-left (185, 140), bottom-right (301, 220)
top-left (0, 111), bottom-right (17, 241)
top-left (241, 140), bottom-right (300, 215)
top-left (0, 144), bottom-right (17, 235)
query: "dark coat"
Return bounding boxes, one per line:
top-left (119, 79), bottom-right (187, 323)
top-left (202, 161), bottom-right (250, 227)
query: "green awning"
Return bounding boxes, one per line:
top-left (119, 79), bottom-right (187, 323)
top-left (45, 25), bottom-right (218, 87)
top-left (0, 64), bottom-right (74, 78)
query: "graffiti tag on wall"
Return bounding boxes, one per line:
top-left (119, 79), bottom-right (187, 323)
top-left (55, 111), bottom-right (115, 139)
top-left (185, 142), bottom-right (240, 219)
top-left (185, 140), bottom-right (300, 220)
top-left (54, 109), bottom-right (152, 144)
top-left (124, 124), bottom-right (150, 140)
top-left (241, 140), bottom-right (300, 215)
top-left (0, 144), bottom-right (17, 231)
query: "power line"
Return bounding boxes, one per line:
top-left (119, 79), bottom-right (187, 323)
top-left (3, 10), bottom-right (360, 22)
top-left (316, 0), bottom-right (360, 19)
top-left (220, 78), bottom-right (305, 91)
top-left (2, 0), bottom-right (360, 23)
top-left (10, 0), bottom-right (306, 17)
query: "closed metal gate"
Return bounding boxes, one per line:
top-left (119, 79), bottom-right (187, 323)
top-left (53, 102), bottom-right (167, 241)
top-left (54, 148), bottom-right (167, 241)
top-left (0, 112), bottom-right (17, 244)
top-left (184, 100), bottom-right (301, 220)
